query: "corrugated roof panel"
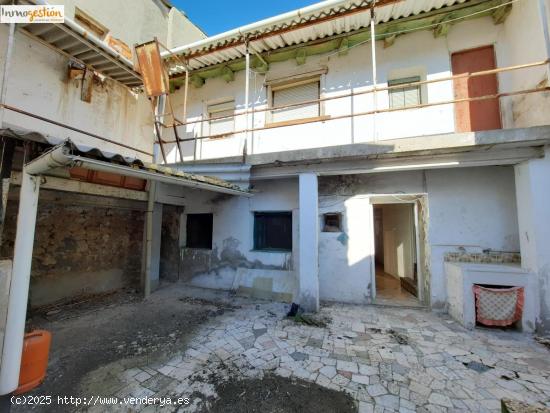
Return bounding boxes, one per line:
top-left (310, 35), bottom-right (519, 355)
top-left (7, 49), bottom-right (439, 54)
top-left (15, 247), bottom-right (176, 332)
top-left (169, 0), bottom-right (476, 75)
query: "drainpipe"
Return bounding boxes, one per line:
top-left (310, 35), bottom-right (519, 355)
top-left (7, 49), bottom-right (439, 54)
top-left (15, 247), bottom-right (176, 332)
top-left (538, 0), bottom-right (550, 79)
top-left (244, 42), bottom-right (250, 157)
top-left (0, 23), bottom-right (16, 129)
top-left (370, 2), bottom-right (378, 142)
top-left (153, 95), bottom-right (166, 164)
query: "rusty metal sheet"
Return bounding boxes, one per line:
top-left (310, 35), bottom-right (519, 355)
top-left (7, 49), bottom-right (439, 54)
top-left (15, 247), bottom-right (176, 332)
top-left (135, 41), bottom-right (169, 98)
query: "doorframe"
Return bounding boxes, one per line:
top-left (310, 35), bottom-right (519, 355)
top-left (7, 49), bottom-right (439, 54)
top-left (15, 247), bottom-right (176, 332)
top-left (368, 194), bottom-right (427, 304)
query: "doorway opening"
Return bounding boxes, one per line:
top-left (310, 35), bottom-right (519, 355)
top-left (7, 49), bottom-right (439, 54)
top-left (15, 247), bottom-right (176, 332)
top-left (373, 202), bottom-right (419, 306)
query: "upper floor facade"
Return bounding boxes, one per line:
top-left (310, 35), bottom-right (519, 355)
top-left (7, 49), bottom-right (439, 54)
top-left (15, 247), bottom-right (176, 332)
top-left (160, 0), bottom-right (550, 163)
top-left (0, 0), bottom-right (205, 160)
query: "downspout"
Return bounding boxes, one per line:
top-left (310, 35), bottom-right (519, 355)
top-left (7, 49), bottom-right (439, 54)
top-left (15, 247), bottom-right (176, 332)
top-left (0, 145), bottom-right (71, 395)
top-left (370, 2), bottom-right (378, 142)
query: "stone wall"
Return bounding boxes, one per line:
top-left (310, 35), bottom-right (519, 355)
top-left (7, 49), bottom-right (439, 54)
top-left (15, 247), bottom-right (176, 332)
top-left (0, 190), bottom-right (145, 307)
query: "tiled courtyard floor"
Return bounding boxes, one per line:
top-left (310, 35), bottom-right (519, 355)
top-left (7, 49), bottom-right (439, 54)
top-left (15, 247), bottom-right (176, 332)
top-left (81, 287), bottom-right (550, 413)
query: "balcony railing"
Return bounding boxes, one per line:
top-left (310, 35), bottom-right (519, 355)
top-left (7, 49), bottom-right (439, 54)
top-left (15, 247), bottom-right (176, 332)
top-left (157, 59), bottom-right (550, 159)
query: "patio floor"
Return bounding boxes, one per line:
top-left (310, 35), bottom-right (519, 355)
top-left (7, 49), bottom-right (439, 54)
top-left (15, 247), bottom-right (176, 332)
top-left (17, 284), bottom-right (550, 412)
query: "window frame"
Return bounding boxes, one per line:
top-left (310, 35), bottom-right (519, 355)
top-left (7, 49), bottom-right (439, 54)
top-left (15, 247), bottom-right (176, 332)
top-left (252, 211), bottom-right (293, 252)
top-left (205, 99), bottom-right (236, 138)
top-left (185, 213), bottom-right (213, 250)
top-left (266, 75), bottom-right (325, 126)
top-left (387, 75), bottom-right (423, 109)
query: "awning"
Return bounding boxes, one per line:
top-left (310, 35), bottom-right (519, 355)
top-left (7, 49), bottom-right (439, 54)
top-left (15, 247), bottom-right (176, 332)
top-left (15, 1), bottom-right (142, 88)
top-left (164, 0), bottom-right (469, 73)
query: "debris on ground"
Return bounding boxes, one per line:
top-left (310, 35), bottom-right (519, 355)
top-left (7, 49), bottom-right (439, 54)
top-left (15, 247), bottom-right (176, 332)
top-left (463, 360), bottom-right (493, 373)
top-left (501, 398), bottom-right (550, 413)
top-left (535, 336), bottom-right (550, 350)
top-left (201, 374), bottom-right (356, 413)
top-left (286, 302), bottom-right (329, 327)
top-left (387, 328), bottom-right (409, 345)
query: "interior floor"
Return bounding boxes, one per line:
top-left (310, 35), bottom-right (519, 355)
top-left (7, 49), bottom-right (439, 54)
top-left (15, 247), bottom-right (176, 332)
top-left (375, 266), bottom-right (419, 306)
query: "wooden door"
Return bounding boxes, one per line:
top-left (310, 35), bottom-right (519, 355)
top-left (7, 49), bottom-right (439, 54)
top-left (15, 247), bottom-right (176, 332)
top-left (451, 45), bottom-right (501, 132)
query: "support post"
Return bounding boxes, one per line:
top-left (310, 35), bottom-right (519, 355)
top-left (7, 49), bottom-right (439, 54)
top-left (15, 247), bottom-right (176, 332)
top-left (370, 4), bottom-right (378, 142)
top-left (244, 43), bottom-right (250, 157)
top-left (538, 0), bottom-right (550, 78)
top-left (0, 169), bottom-right (40, 394)
top-left (143, 181), bottom-right (157, 298)
top-left (298, 173), bottom-right (319, 312)
top-left (0, 23), bottom-right (16, 129)
top-left (514, 148), bottom-right (550, 334)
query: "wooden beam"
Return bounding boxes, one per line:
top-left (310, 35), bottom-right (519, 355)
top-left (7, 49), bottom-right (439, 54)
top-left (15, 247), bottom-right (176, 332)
top-left (10, 171), bottom-right (148, 201)
top-left (296, 49), bottom-right (307, 65)
top-left (492, 3), bottom-right (513, 24)
top-left (221, 66), bottom-right (235, 82)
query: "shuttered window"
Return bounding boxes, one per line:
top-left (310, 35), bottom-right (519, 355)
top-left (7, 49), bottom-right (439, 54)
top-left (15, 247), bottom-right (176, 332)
top-left (253, 212), bottom-right (292, 251)
top-left (271, 80), bottom-right (320, 123)
top-left (388, 76), bottom-right (422, 109)
top-left (208, 100), bottom-right (235, 136)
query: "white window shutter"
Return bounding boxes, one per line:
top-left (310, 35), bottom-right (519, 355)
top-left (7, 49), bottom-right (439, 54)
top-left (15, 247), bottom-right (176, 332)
top-left (272, 81), bottom-right (320, 123)
top-left (208, 101), bottom-right (235, 135)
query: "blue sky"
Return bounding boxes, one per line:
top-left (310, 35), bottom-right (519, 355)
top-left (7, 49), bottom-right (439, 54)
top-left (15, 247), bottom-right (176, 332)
top-left (172, 0), bottom-right (318, 36)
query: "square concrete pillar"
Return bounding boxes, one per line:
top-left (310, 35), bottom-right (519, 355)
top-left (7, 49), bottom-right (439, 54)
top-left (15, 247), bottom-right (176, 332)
top-left (515, 148), bottom-right (550, 334)
top-left (298, 173), bottom-right (319, 312)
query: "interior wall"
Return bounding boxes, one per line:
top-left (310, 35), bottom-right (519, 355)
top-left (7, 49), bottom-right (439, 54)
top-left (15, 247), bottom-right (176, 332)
top-left (380, 204), bottom-right (414, 279)
top-left (0, 190), bottom-right (145, 307)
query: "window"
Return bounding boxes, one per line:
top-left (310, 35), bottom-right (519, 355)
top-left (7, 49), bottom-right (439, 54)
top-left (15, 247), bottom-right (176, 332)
top-left (207, 100), bottom-right (235, 136)
top-left (388, 76), bottom-right (422, 109)
top-left (322, 213), bottom-right (342, 232)
top-left (74, 8), bottom-right (108, 39)
top-left (186, 214), bottom-right (213, 249)
top-left (253, 212), bottom-right (292, 251)
top-left (271, 79), bottom-right (320, 123)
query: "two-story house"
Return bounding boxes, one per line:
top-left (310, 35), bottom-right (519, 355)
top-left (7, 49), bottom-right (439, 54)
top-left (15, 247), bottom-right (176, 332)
top-left (149, 0), bottom-right (550, 333)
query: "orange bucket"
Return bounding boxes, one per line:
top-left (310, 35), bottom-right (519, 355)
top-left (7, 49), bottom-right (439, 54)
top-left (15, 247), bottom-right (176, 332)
top-left (14, 330), bottom-right (52, 395)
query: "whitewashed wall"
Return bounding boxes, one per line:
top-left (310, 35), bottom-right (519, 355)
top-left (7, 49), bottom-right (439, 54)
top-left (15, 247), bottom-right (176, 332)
top-left (167, 6), bottom-right (550, 162)
top-left (0, 25), bottom-right (153, 160)
top-left (317, 166), bottom-right (519, 307)
top-left (170, 178), bottom-right (299, 300)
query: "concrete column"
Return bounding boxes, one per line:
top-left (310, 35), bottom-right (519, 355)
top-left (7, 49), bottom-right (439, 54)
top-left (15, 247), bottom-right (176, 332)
top-left (298, 173), bottom-right (319, 312)
top-left (0, 170), bottom-right (40, 394)
top-left (514, 148), bottom-right (550, 333)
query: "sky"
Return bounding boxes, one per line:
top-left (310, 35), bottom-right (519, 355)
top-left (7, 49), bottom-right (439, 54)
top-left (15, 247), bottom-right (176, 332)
top-left (172, 0), bottom-right (318, 36)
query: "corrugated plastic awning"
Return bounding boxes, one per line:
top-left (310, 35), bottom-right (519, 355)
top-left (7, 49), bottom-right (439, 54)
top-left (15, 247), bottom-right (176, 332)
top-left (165, 0), bottom-right (467, 73)
top-left (1, 127), bottom-right (250, 196)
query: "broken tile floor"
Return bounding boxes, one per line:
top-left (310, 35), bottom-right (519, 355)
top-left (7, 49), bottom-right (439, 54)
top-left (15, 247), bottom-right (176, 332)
top-left (25, 286), bottom-right (550, 412)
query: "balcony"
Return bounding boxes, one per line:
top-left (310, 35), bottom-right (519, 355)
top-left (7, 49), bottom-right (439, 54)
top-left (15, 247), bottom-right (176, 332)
top-left (158, 58), bottom-right (550, 163)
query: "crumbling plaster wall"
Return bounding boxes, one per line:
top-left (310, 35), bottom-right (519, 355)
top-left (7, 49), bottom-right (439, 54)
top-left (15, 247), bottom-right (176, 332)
top-left (318, 166), bottom-right (519, 308)
top-left (167, 179), bottom-right (298, 302)
top-left (0, 191), bottom-right (144, 307)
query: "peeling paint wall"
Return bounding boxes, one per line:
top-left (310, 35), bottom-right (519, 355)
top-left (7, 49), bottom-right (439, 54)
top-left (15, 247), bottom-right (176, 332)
top-left (160, 205), bottom-right (182, 281)
top-left (162, 179), bottom-right (298, 302)
top-left (0, 191), bottom-right (144, 307)
top-left (317, 166), bottom-right (519, 308)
